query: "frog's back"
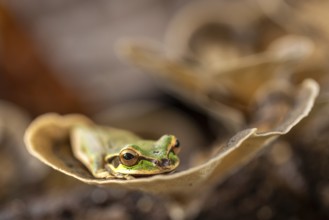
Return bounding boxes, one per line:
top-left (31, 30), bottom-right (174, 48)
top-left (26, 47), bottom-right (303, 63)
top-left (96, 126), bottom-right (142, 152)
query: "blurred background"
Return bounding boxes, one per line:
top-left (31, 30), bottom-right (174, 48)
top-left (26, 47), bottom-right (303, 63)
top-left (0, 0), bottom-right (198, 114)
top-left (0, 0), bottom-right (329, 219)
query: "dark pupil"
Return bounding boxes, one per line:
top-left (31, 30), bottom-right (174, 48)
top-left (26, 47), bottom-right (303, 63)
top-left (123, 153), bottom-right (135, 160)
top-left (174, 139), bottom-right (180, 148)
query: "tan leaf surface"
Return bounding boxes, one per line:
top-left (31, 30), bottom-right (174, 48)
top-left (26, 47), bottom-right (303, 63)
top-left (24, 79), bottom-right (318, 196)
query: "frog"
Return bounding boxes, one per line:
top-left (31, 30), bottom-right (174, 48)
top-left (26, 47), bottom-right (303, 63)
top-left (70, 124), bottom-right (181, 179)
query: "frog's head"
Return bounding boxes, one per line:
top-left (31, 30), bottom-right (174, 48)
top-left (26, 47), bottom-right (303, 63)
top-left (105, 135), bottom-right (180, 176)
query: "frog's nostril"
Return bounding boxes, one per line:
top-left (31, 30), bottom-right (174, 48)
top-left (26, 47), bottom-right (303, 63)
top-left (161, 159), bottom-right (170, 167)
top-left (152, 160), bottom-right (160, 166)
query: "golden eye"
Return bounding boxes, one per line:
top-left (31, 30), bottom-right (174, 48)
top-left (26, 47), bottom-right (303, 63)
top-left (119, 148), bottom-right (139, 166)
top-left (172, 138), bottom-right (181, 154)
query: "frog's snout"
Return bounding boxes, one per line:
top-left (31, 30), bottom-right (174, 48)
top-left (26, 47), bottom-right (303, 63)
top-left (153, 159), bottom-right (171, 168)
top-left (160, 159), bottom-right (170, 167)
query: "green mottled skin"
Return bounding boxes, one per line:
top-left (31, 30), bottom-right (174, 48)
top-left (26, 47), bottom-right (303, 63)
top-left (71, 125), bottom-right (180, 179)
top-left (116, 151), bottom-right (179, 172)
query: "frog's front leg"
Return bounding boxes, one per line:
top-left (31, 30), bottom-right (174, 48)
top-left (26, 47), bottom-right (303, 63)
top-left (89, 154), bottom-right (113, 179)
top-left (107, 168), bottom-right (135, 180)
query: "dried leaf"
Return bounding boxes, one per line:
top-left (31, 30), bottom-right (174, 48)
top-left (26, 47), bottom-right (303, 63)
top-left (249, 79), bottom-right (309, 133)
top-left (119, 41), bottom-right (244, 130)
top-left (118, 1), bottom-right (314, 117)
top-left (119, 35), bottom-right (312, 130)
top-left (163, 0), bottom-right (265, 59)
top-left (24, 79), bottom-right (318, 196)
top-left (257, 0), bottom-right (329, 71)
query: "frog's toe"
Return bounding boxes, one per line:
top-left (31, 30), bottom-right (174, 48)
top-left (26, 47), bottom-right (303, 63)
top-left (94, 169), bottom-right (112, 179)
top-left (123, 175), bottom-right (135, 180)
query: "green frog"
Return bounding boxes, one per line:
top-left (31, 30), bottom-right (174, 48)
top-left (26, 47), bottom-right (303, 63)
top-left (71, 125), bottom-right (181, 179)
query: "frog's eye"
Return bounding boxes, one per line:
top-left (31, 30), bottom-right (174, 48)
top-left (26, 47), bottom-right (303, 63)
top-left (172, 138), bottom-right (181, 154)
top-left (119, 149), bottom-right (139, 166)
